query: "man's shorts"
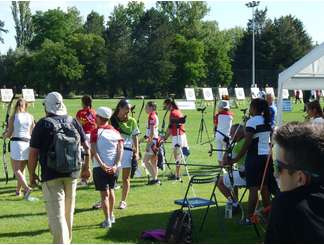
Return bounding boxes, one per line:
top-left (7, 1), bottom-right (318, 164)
top-left (172, 134), bottom-right (188, 148)
top-left (93, 167), bottom-right (117, 191)
top-left (245, 154), bottom-right (271, 188)
top-left (223, 170), bottom-right (246, 189)
top-left (121, 148), bottom-right (133, 169)
top-left (145, 138), bottom-right (158, 156)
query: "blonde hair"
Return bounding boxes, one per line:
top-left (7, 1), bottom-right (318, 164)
top-left (12, 98), bottom-right (28, 116)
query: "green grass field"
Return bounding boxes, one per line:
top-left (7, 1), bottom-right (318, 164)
top-left (0, 98), bottom-right (309, 244)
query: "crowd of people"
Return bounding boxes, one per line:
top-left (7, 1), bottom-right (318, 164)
top-left (2, 90), bottom-right (324, 244)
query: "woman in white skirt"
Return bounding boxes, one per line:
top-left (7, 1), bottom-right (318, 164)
top-left (4, 98), bottom-right (35, 199)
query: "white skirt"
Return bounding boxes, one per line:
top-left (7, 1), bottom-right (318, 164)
top-left (10, 141), bottom-right (30, 161)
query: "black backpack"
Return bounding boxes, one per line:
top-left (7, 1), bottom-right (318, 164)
top-left (165, 209), bottom-right (192, 244)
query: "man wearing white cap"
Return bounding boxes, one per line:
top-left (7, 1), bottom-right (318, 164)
top-left (28, 92), bottom-right (89, 244)
top-left (90, 107), bottom-right (123, 228)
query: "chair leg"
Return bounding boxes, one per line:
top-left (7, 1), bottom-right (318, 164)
top-left (199, 204), bottom-right (211, 232)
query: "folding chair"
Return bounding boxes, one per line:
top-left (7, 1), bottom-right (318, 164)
top-left (174, 171), bottom-right (221, 231)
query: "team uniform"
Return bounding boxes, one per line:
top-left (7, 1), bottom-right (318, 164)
top-left (245, 115), bottom-right (272, 188)
top-left (223, 139), bottom-right (247, 189)
top-left (214, 111), bottom-right (233, 162)
top-left (169, 108), bottom-right (188, 149)
top-left (145, 112), bottom-right (159, 155)
top-left (10, 112), bottom-right (33, 161)
top-left (76, 107), bottom-right (96, 141)
top-left (90, 125), bottom-right (123, 190)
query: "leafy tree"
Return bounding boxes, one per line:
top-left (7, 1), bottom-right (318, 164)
top-left (30, 7), bottom-right (83, 49)
top-left (11, 1), bottom-right (33, 47)
top-left (0, 20), bottom-right (8, 44)
top-left (33, 39), bottom-right (83, 94)
top-left (84, 11), bottom-right (105, 36)
top-left (67, 33), bottom-right (107, 96)
top-left (132, 8), bottom-right (175, 97)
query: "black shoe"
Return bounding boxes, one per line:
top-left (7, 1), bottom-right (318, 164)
top-left (232, 205), bottom-right (241, 215)
top-left (168, 174), bottom-right (177, 180)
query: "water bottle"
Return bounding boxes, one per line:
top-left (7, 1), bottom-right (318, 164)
top-left (225, 202), bottom-right (233, 219)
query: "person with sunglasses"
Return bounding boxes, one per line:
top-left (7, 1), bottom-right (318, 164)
top-left (265, 122), bottom-right (324, 243)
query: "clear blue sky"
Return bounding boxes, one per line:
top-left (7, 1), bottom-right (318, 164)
top-left (0, 0), bottom-right (324, 54)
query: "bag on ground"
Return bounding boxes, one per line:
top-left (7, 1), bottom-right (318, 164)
top-left (46, 117), bottom-right (82, 173)
top-left (165, 209), bottom-right (192, 243)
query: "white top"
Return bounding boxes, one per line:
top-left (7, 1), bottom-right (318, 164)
top-left (91, 126), bottom-right (124, 168)
top-left (145, 112), bottom-right (159, 139)
top-left (311, 117), bottom-right (324, 124)
top-left (246, 115), bottom-right (271, 155)
top-left (215, 112), bottom-right (233, 140)
top-left (12, 112), bottom-right (33, 139)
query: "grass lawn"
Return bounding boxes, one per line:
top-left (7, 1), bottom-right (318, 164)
top-left (0, 98), bottom-right (308, 244)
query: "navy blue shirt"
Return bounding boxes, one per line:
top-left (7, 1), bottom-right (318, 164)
top-left (30, 115), bottom-right (86, 182)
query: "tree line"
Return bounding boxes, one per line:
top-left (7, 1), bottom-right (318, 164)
top-left (0, 1), bottom-right (314, 98)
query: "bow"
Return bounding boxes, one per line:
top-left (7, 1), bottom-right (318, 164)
top-left (136, 96), bottom-right (145, 125)
top-left (2, 92), bottom-right (16, 184)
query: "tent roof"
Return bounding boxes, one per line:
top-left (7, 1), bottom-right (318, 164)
top-left (278, 42), bottom-right (324, 90)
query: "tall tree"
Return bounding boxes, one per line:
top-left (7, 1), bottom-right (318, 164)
top-left (30, 7), bottom-right (83, 49)
top-left (0, 20), bottom-right (8, 44)
top-left (84, 11), bottom-right (105, 36)
top-left (11, 1), bottom-right (33, 47)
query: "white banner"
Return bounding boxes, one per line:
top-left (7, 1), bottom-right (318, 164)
top-left (175, 101), bottom-right (196, 110)
top-left (294, 90), bottom-right (303, 99)
top-left (0, 89), bottom-right (13, 102)
top-left (218, 87), bottom-right (229, 99)
top-left (282, 89), bottom-right (289, 99)
top-left (234, 88), bottom-right (245, 100)
top-left (22, 89), bottom-right (35, 102)
top-left (251, 87), bottom-right (260, 99)
top-left (202, 88), bottom-right (214, 101)
top-left (265, 87), bottom-right (275, 97)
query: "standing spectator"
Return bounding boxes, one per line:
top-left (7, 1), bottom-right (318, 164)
top-left (28, 92), bottom-right (89, 244)
top-left (214, 100), bottom-right (233, 165)
top-left (295, 90), bottom-right (302, 104)
top-left (225, 98), bottom-right (272, 224)
top-left (265, 122), bottom-right (324, 243)
top-left (3, 98), bottom-right (35, 199)
top-left (91, 107), bottom-right (123, 228)
top-left (162, 98), bottom-right (190, 181)
top-left (306, 100), bottom-right (324, 124)
top-left (110, 99), bottom-right (140, 210)
top-left (266, 93), bottom-right (277, 129)
top-left (76, 95), bottom-right (96, 185)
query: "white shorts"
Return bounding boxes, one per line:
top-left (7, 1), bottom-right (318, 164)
top-left (10, 141), bottom-right (30, 161)
top-left (223, 170), bottom-right (246, 189)
top-left (121, 149), bottom-right (133, 169)
top-left (172, 134), bottom-right (188, 148)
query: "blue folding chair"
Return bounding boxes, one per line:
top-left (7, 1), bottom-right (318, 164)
top-left (174, 171), bottom-right (221, 231)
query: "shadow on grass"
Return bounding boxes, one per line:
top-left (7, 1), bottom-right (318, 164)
top-left (0, 212), bottom-right (46, 220)
top-left (0, 228), bottom-right (48, 238)
top-left (95, 206), bottom-right (259, 244)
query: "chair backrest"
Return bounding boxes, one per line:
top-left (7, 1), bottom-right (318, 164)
top-left (189, 172), bottom-right (221, 185)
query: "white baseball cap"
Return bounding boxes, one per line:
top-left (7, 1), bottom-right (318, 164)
top-left (44, 92), bottom-right (67, 116)
top-left (218, 100), bottom-right (230, 110)
top-left (96, 106), bottom-right (112, 119)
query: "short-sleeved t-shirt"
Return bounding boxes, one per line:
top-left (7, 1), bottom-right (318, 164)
top-left (30, 115), bottom-right (86, 182)
top-left (110, 116), bottom-right (140, 149)
top-left (90, 125), bottom-right (123, 168)
top-left (145, 112), bottom-right (159, 139)
top-left (169, 109), bottom-right (185, 136)
top-left (76, 107), bottom-right (96, 134)
top-left (232, 138), bottom-right (246, 171)
top-left (245, 115), bottom-right (271, 156)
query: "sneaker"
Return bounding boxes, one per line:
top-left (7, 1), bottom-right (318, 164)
top-left (92, 201), bottom-right (102, 209)
top-left (175, 177), bottom-right (182, 182)
top-left (23, 189), bottom-right (39, 202)
top-left (153, 179), bottom-right (161, 185)
top-left (101, 220), bottom-right (112, 228)
top-left (114, 185), bottom-right (121, 190)
top-left (78, 180), bottom-right (88, 187)
top-left (119, 201), bottom-right (127, 209)
top-left (239, 217), bottom-right (252, 226)
top-left (111, 214), bottom-right (115, 224)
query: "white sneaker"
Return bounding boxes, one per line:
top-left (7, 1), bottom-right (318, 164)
top-left (101, 219), bottom-right (112, 228)
top-left (110, 214), bottom-right (115, 224)
top-left (119, 201), bottom-right (127, 209)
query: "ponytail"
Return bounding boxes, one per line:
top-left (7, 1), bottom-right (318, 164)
top-left (250, 98), bottom-right (271, 126)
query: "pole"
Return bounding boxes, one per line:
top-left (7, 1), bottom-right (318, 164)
top-left (252, 6), bottom-right (255, 87)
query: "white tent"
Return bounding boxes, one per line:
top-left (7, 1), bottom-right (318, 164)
top-left (277, 42), bottom-right (324, 125)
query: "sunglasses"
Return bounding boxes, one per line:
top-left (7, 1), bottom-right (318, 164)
top-left (274, 160), bottom-right (320, 178)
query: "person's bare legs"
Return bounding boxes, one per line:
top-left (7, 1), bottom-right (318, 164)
top-left (108, 189), bottom-right (115, 218)
top-left (143, 154), bottom-right (154, 177)
top-left (121, 168), bottom-right (131, 202)
top-left (100, 190), bottom-right (110, 221)
top-left (150, 155), bottom-right (158, 180)
top-left (247, 187), bottom-right (259, 218)
top-left (174, 147), bottom-right (181, 178)
top-left (260, 185), bottom-right (271, 208)
top-left (217, 177), bottom-right (233, 199)
top-left (11, 159), bottom-right (30, 193)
